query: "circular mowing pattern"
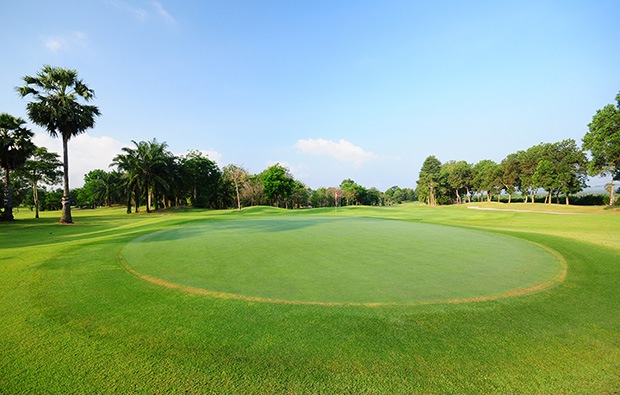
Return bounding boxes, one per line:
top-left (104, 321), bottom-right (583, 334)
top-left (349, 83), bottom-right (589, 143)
top-left (121, 217), bottom-right (565, 305)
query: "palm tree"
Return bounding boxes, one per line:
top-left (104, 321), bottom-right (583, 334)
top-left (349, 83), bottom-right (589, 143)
top-left (18, 65), bottom-right (100, 223)
top-left (112, 146), bottom-right (142, 214)
top-left (112, 139), bottom-right (169, 213)
top-left (0, 114), bottom-right (35, 221)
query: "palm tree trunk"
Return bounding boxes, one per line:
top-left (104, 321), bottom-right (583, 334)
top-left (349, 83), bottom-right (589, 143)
top-left (2, 168), bottom-right (13, 221)
top-left (60, 136), bottom-right (73, 223)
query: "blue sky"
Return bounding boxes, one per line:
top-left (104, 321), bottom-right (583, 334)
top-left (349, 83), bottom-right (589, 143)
top-left (1, 1), bottom-right (619, 190)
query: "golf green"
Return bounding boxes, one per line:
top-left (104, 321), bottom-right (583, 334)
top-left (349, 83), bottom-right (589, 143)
top-left (121, 217), bottom-right (565, 304)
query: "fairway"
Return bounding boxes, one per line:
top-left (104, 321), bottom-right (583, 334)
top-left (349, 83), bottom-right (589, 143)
top-left (122, 217), bottom-right (564, 304)
top-left (3, 204), bottom-right (620, 394)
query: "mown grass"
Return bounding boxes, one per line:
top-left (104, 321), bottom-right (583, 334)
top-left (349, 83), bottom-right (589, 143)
top-left (122, 216), bottom-right (562, 304)
top-left (1, 203), bottom-right (619, 394)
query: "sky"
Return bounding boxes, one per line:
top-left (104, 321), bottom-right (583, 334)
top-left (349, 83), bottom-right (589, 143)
top-left (1, 1), bottom-right (619, 190)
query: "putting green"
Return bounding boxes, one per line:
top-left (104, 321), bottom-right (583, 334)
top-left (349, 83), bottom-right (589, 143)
top-left (121, 217), bottom-right (565, 304)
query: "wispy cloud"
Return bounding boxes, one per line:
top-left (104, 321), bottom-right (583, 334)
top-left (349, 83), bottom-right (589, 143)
top-left (152, 1), bottom-right (176, 25)
top-left (107, 0), bottom-right (175, 26)
top-left (43, 31), bottom-right (89, 53)
top-left (106, 0), bottom-right (148, 21)
top-left (295, 138), bottom-right (386, 168)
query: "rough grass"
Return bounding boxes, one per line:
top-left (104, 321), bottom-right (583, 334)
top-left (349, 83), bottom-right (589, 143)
top-left (1, 203), bottom-right (619, 394)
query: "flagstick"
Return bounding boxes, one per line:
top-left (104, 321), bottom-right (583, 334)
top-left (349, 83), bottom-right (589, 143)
top-left (335, 192), bottom-right (338, 219)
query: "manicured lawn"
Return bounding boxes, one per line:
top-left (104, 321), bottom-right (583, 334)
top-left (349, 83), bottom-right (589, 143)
top-left (122, 216), bottom-right (563, 304)
top-left (1, 203), bottom-right (619, 394)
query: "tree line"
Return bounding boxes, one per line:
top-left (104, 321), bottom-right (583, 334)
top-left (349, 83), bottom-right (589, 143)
top-left (416, 92), bottom-right (620, 206)
top-left (75, 141), bottom-right (416, 212)
top-left (2, 65), bottom-right (619, 220)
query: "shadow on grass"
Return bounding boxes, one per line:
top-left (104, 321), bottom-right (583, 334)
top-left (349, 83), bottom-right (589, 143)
top-left (131, 216), bottom-right (340, 243)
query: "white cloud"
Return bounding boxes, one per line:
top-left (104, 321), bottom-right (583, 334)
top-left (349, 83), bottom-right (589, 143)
top-left (152, 1), bottom-right (176, 25)
top-left (43, 31), bottom-right (89, 53)
top-left (33, 133), bottom-right (127, 188)
top-left (295, 138), bottom-right (382, 168)
top-left (200, 150), bottom-right (221, 164)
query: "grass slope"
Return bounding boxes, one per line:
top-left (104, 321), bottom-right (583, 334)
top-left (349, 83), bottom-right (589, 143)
top-left (1, 204), bottom-right (619, 394)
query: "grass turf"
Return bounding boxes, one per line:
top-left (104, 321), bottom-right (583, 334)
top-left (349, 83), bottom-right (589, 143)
top-left (122, 216), bottom-right (563, 304)
top-left (1, 203), bottom-right (619, 393)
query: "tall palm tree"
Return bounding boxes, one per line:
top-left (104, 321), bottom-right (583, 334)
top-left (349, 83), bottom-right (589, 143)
top-left (18, 65), bottom-right (100, 223)
top-left (0, 114), bottom-right (35, 221)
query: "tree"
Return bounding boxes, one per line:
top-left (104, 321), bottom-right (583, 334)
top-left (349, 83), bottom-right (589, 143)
top-left (82, 169), bottom-right (123, 208)
top-left (113, 140), bottom-right (169, 213)
top-left (417, 156), bottom-right (443, 206)
top-left (516, 145), bottom-right (544, 203)
top-left (532, 159), bottom-right (557, 203)
top-left (112, 145), bottom-right (143, 213)
top-left (16, 146), bottom-right (62, 218)
top-left (339, 179), bottom-right (358, 206)
top-left (583, 92), bottom-right (620, 205)
top-left (499, 154), bottom-right (520, 203)
top-left (472, 160), bottom-right (499, 202)
top-left (442, 160), bottom-right (471, 204)
top-left (241, 175), bottom-right (265, 207)
top-left (180, 150), bottom-right (221, 209)
top-left (552, 139), bottom-right (588, 205)
top-left (18, 66), bottom-right (100, 223)
top-left (261, 163), bottom-right (295, 208)
top-left (0, 114), bottom-right (35, 221)
top-left (223, 164), bottom-right (249, 211)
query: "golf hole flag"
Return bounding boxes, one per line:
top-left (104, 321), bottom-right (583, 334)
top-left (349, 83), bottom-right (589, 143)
top-left (335, 192), bottom-right (338, 218)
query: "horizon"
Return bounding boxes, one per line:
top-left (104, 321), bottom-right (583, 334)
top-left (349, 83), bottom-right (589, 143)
top-left (2, 1), bottom-right (619, 190)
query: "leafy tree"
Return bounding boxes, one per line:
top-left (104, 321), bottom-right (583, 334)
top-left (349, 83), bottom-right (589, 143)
top-left (241, 175), bottom-right (265, 207)
top-left (288, 180), bottom-right (311, 208)
top-left (582, 91), bottom-right (620, 205)
top-left (442, 160), bottom-right (471, 204)
top-left (516, 145), bottom-right (544, 203)
top-left (18, 65), bottom-right (100, 223)
top-left (499, 154), bottom-right (520, 203)
top-left (16, 146), bottom-right (62, 218)
top-left (472, 160), bottom-right (499, 202)
top-left (180, 150), bottom-right (221, 209)
top-left (44, 188), bottom-right (63, 211)
top-left (261, 163), bottom-right (295, 208)
top-left (223, 164), bottom-right (249, 211)
top-left (0, 114), bottom-right (35, 221)
top-left (339, 179), bottom-right (358, 206)
top-left (417, 156), bottom-right (443, 206)
top-left (532, 159), bottom-right (557, 203)
top-left (551, 139), bottom-right (588, 205)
